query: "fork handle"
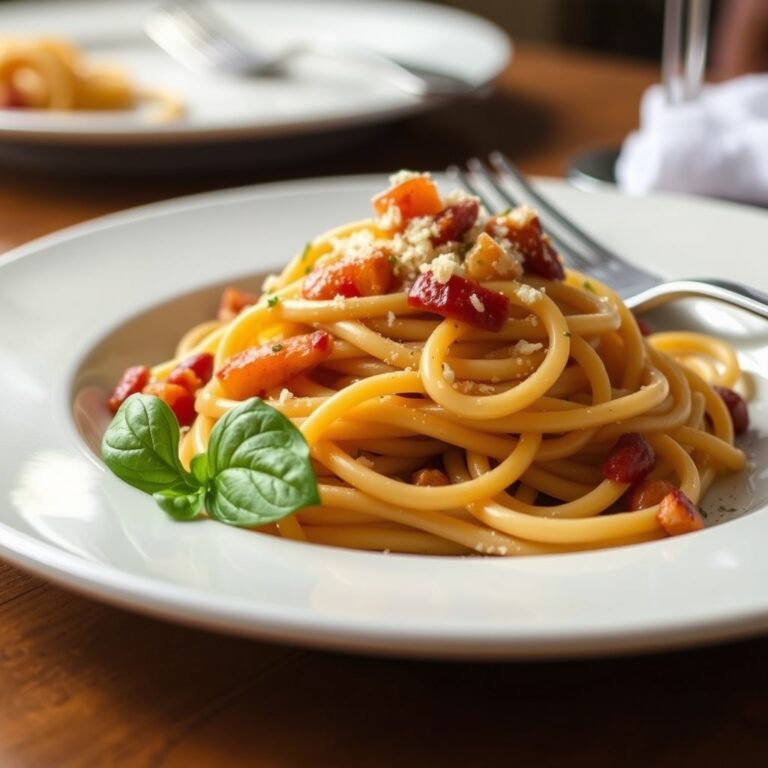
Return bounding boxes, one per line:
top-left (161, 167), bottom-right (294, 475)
top-left (625, 278), bottom-right (768, 320)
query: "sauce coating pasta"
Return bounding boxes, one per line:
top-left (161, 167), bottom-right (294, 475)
top-left (109, 172), bottom-right (749, 556)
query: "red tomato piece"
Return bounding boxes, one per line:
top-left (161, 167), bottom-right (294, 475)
top-left (108, 365), bottom-right (151, 414)
top-left (602, 433), bottom-right (656, 484)
top-left (302, 250), bottom-right (393, 301)
top-left (143, 382), bottom-right (197, 428)
top-left (431, 200), bottom-right (479, 246)
top-left (371, 176), bottom-right (443, 223)
top-left (407, 271), bottom-right (510, 332)
top-left (489, 208), bottom-right (565, 280)
top-left (657, 489), bottom-right (705, 536)
top-left (714, 385), bottom-right (749, 435)
top-left (167, 353), bottom-right (215, 395)
top-left (625, 478), bottom-right (676, 511)
top-left (216, 330), bottom-right (333, 400)
top-left (218, 286), bottom-right (257, 322)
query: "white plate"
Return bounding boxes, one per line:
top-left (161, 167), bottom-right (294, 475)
top-left (2, 175), bottom-right (768, 659)
top-left (0, 0), bottom-right (510, 145)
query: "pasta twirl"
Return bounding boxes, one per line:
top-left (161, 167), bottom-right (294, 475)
top-left (107, 171), bottom-right (750, 556)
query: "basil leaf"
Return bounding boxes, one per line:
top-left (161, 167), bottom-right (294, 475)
top-left (205, 397), bottom-right (320, 526)
top-left (190, 453), bottom-right (210, 487)
top-left (101, 393), bottom-right (194, 494)
top-left (153, 487), bottom-right (205, 520)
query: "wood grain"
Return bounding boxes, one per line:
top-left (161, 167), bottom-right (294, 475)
top-left (5, 44), bottom-right (766, 768)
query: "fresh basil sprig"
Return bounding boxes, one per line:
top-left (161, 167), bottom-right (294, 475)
top-left (102, 394), bottom-right (320, 526)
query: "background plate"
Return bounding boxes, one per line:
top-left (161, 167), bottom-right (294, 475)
top-left (0, 0), bottom-right (510, 144)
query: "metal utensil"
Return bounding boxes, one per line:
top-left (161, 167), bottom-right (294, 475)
top-left (451, 152), bottom-right (768, 320)
top-left (144, 0), bottom-right (477, 97)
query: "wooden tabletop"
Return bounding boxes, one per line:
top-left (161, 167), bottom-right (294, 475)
top-left (3, 44), bottom-right (767, 768)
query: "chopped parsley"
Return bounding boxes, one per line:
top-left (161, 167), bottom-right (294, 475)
top-left (583, 281), bottom-right (596, 293)
top-left (267, 295), bottom-right (280, 308)
top-left (301, 243), bottom-right (311, 261)
top-left (272, 343), bottom-right (284, 353)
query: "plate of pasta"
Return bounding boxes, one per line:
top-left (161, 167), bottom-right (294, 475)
top-left (1, 172), bottom-right (767, 658)
top-left (0, 0), bottom-right (508, 147)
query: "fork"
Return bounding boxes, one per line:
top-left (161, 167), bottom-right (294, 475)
top-left (144, 0), bottom-right (477, 97)
top-left (449, 152), bottom-right (768, 320)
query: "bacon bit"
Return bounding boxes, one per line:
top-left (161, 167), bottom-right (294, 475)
top-left (143, 381), bottom-right (197, 427)
top-left (302, 249), bottom-right (393, 300)
top-left (218, 286), bottom-right (257, 322)
top-left (634, 315), bottom-right (653, 336)
top-left (490, 208), bottom-right (564, 280)
top-left (371, 176), bottom-right (443, 224)
top-left (714, 385), bottom-right (749, 435)
top-left (602, 433), bottom-right (656, 484)
top-left (108, 365), bottom-right (151, 414)
top-left (411, 468), bottom-right (451, 486)
top-left (407, 271), bottom-right (510, 332)
top-left (431, 200), bottom-right (479, 246)
top-left (657, 489), bottom-right (705, 536)
top-left (216, 330), bottom-right (332, 400)
top-left (625, 479), bottom-right (676, 511)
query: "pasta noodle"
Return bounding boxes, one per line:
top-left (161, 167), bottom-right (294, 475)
top-left (111, 171), bottom-right (749, 556)
top-left (0, 37), bottom-right (182, 120)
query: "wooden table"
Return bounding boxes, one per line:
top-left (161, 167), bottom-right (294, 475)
top-left (3, 44), bottom-right (767, 767)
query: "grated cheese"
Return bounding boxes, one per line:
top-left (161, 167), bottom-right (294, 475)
top-left (278, 388), bottom-right (294, 403)
top-left (386, 310), bottom-right (396, 328)
top-left (419, 251), bottom-right (463, 284)
top-left (469, 293), bottom-right (485, 313)
top-left (513, 340), bottom-right (544, 356)
top-left (515, 284), bottom-right (542, 305)
top-left (442, 362), bottom-right (456, 384)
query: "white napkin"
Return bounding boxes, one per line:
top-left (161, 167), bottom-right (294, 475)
top-left (616, 74), bottom-right (768, 206)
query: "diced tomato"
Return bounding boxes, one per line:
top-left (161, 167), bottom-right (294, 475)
top-left (656, 489), bottom-right (705, 536)
top-left (714, 385), bottom-right (749, 435)
top-left (302, 250), bottom-right (393, 301)
top-left (407, 271), bottom-right (510, 332)
top-left (371, 175), bottom-right (443, 223)
top-left (167, 352), bottom-right (214, 396)
top-left (143, 381), bottom-right (197, 427)
top-left (218, 286), bottom-right (257, 322)
top-left (411, 468), bottom-right (451, 486)
top-left (167, 368), bottom-right (202, 394)
top-left (625, 478), bottom-right (676, 511)
top-left (602, 433), bottom-right (655, 484)
top-left (108, 365), bottom-right (151, 414)
top-left (431, 200), bottom-right (479, 246)
top-left (216, 330), bottom-right (333, 400)
top-left (488, 206), bottom-right (564, 280)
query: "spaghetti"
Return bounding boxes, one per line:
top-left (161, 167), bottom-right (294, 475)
top-left (0, 37), bottom-right (182, 120)
top-left (108, 171), bottom-right (749, 556)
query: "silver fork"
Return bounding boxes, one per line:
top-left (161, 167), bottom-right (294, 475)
top-left (144, 0), bottom-right (476, 97)
top-left (450, 152), bottom-right (768, 320)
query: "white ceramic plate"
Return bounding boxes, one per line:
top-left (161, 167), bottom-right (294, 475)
top-left (2, 175), bottom-right (768, 659)
top-left (0, 0), bottom-right (510, 144)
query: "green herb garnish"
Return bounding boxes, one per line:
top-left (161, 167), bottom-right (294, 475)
top-left (301, 242), bottom-right (311, 261)
top-left (102, 394), bottom-right (319, 526)
top-left (583, 281), bottom-right (596, 293)
top-left (272, 343), bottom-right (284, 352)
top-left (267, 295), bottom-right (280, 308)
